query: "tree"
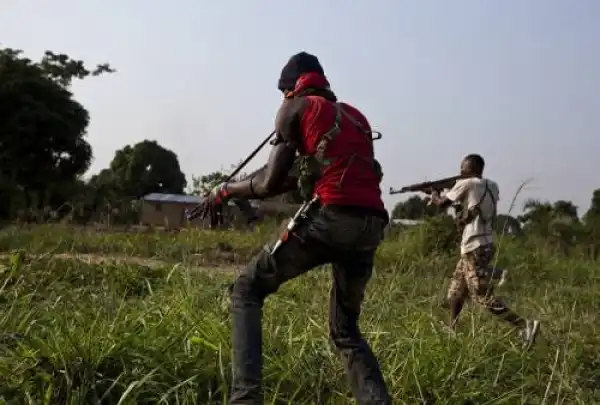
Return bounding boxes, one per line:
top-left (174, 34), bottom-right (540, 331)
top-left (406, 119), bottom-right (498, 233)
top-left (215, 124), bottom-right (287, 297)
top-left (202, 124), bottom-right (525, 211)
top-left (0, 46), bottom-right (114, 218)
top-left (86, 169), bottom-right (121, 214)
top-left (84, 140), bottom-right (186, 225)
top-left (518, 199), bottom-right (582, 249)
top-left (552, 200), bottom-right (579, 221)
top-left (107, 140), bottom-right (187, 198)
top-left (518, 199), bottom-right (579, 231)
top-left (582, 189), bottom-right (600, 256)
top-left (583, 189), bottom-right (600, 224)
top-left (518, 199), bottom-right (554, 231)
top-left (190, 171), bottom-right (230, 195)
top-left (391, 195), bottom-right (442, 220)
top-left (495, 214), bottom-right (522, 236)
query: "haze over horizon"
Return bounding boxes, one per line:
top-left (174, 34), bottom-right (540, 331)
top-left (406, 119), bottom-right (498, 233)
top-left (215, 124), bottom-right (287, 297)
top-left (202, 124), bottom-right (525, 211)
top-left (2, 0), bottom-right (598, 216)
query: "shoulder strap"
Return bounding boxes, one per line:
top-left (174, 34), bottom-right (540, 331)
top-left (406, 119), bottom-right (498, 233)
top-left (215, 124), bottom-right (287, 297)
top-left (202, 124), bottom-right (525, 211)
top-left (313, 102), bottom-right (343, 165)
top-left (472, 180), bottom-right (497, 225)
top-left (314, 102), bottom-right (377, 162)
top-left (339, 105), bottom-right (373, 139)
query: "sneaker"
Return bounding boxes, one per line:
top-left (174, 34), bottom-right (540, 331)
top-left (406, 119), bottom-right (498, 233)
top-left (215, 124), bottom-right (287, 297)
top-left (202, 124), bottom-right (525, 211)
top-left (519, 319), bottom-right (540, 350)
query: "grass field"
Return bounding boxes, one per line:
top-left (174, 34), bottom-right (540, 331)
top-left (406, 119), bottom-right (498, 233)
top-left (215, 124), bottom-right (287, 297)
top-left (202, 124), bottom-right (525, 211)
top-left (0, 223), bottom-right (598, 404)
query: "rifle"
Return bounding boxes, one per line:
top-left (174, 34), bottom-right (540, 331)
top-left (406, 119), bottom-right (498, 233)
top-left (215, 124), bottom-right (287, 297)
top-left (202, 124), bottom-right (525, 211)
top-left (389, 175), bottom-right (464, 195)
top-left (187, 130), bottom-right (276, 221)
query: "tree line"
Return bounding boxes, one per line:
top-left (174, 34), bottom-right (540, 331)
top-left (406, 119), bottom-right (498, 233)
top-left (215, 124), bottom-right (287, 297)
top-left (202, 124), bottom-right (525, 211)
top-left (0, 46), bottom-right (304, 225)
top-left (2, 44), bottom-right (598, 242)
top-left (392, 191), bottom-right (600, 254)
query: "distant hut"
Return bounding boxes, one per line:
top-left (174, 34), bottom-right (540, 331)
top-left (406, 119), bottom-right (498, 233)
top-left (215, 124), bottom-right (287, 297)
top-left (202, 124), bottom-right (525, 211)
top-left (139, 193), bottom-right (301, 229)
top-left (140, 193), bottom-right (204, 229)
top-left (384, 218), bottom-right (425, 237)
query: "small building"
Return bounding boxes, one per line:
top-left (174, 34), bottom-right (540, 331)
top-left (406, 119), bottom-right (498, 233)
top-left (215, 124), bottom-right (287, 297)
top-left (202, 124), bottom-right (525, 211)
top-left (139, 193), bottom-right (301, 229)
top-left (384, 218), bottom-right (425, 237)
top-left (140, 193), bottom-right (206, 228)
top-left (391, 218), bottom-right (424, 227)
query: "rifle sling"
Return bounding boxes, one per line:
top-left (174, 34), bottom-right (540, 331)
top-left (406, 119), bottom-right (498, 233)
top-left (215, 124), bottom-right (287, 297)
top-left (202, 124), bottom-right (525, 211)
top-left (461, 180), bottom-right (497, 236)
top-left (303, 101), bottom-right (380, 194)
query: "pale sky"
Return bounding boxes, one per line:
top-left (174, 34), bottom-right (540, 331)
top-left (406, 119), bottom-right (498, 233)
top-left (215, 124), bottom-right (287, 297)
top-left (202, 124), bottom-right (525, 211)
top-left (2, 0), bottom-right (599, 216)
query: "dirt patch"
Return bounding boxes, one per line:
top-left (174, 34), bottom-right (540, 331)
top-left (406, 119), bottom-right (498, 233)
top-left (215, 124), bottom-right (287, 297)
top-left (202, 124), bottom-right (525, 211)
top-left (0, 252), bottom-right (239, 274)
top-left (53, 253), bottom-right (166, 268)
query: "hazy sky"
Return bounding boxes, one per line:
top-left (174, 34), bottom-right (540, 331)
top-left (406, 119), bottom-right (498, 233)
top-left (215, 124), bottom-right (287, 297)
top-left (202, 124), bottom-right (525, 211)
top-left (2, 0), bottom-right (599, 215)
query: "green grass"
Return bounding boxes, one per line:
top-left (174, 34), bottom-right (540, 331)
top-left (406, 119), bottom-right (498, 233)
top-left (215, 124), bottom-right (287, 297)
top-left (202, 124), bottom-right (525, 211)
top-left (0, 224), bottom-right (598, 404)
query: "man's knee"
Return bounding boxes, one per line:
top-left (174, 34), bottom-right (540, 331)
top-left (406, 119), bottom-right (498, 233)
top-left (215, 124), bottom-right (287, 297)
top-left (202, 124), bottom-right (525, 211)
top-left (446, 279), bottom-right (466, 301)
top-left (473, 293), bottom-right (505, 312)
top-left (231, 249), bottom-right (280, 303)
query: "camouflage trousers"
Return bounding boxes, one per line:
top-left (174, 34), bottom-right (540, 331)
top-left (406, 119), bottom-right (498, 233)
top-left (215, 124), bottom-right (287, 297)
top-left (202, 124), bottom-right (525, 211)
top-left (447, 244), bottom-right (503, 309)
top-left (446, 244), bottom-right (526, 327)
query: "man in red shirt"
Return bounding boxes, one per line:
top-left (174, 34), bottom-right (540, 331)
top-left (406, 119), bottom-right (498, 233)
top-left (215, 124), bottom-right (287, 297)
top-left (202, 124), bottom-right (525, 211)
top-left (195, 52), bottom-right (391, 405)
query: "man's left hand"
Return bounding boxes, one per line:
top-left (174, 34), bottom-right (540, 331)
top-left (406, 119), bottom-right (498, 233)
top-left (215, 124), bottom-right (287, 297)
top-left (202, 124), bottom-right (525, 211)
top-left (187, 183), bottom-right (230, 220)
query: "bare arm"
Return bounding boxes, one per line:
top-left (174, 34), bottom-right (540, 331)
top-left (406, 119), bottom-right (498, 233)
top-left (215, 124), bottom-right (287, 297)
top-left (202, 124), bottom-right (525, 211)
top-left (222, 98), bottom-right (305, 200)
top-left (429, 192), bottom-right (454, 210)
top-left (429, 180), bottom-right (468, 210)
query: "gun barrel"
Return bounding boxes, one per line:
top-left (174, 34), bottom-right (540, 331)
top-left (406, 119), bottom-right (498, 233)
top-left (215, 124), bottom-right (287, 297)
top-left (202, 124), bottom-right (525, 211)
top-left (389, 175), bottom-right (464, 196)
top-left (389, 187), bottom-right (407, 195)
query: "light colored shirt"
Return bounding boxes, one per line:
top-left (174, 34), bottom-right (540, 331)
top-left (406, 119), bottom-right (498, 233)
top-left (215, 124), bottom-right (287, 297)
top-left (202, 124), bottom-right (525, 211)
top-left (445, 177), bottom-right (500, 254)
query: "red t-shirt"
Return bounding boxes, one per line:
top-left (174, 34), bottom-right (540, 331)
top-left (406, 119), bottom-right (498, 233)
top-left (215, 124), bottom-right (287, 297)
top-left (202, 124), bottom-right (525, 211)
top-left (297, 95), bottom-right (385, 211)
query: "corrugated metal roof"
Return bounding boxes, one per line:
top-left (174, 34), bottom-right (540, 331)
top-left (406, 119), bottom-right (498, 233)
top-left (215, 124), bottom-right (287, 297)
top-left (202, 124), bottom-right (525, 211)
top-left (142, 193), bottom-right (261, 207)
top-left (142, 193), bottom-right (200, 204)
top-left (392, 218), bottom-right (424, 226)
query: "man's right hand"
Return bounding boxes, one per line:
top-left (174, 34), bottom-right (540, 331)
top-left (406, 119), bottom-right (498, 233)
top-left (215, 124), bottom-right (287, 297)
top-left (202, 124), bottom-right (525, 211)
top-left (186, 183), bottom-right (230, 221)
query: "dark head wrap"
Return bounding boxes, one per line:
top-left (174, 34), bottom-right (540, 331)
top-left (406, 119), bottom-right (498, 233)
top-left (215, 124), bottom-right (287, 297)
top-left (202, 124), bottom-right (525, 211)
top-left (277, 52), bottom-right (325, 92)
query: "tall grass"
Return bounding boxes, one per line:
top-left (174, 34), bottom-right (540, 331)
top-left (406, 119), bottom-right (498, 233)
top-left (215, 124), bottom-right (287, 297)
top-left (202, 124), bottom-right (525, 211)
top-left (0, 224), bottom-right (598, 404)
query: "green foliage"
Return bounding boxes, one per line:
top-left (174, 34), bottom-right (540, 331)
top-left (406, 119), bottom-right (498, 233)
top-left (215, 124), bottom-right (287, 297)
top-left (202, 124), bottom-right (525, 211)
top-left (187, 160), bottom-right (252, 196)
top-left (516, 199), bottom-right (587, 253)
top-left (37, 50), bottom-right (115, 87)
top-left (518, 198), bottom-right (579, 232)
top-left (395, 215), bottom-right (461, 257)
top-left (70, 140), bottom-right (187, 225)
top-left (190, 171), bottom-right (230, 195)
top-left (495, 214), bottom-right (522, 235)
top-left (0, 46), bottom-right (114, 219)
top-left (391, 195), bottom-right (444, 220)
top-left (107, 140), bottom-right (187, 198)
top-left (584, 189), bottom-right (600, 222)
top-left (0, 224), bottom-right (599, 404)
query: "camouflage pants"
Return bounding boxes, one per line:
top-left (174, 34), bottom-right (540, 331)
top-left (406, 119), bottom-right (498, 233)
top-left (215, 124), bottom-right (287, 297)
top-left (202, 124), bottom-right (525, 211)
top-left (445, 244), bottom-right (527, 328)
top-left (446, 244), bottom-right (503, 308)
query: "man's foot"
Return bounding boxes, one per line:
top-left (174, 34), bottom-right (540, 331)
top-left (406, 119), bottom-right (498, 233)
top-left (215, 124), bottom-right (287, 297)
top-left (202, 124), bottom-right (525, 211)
top-left (519, 319), bottom-right (540, 350)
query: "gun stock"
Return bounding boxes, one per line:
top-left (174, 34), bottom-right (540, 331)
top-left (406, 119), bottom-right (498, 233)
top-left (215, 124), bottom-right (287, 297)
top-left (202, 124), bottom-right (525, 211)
top-left (389, 175), bottom-right (464, 195)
